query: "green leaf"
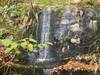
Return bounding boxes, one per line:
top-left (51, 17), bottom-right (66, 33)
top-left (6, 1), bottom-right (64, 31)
top-left (33, 44), bottom-right (37, 47)
top-left (10, 42), bottom-right (18, 49)
top-left (20, 38), bottom-right (26, 42)
top-left (1, 39), bottom-right (12, 46)
top-left (5, 48), bottom-right (12, 53)
top-left (16, 51), bottom-right (20, 54)
top-left (20, 42), bottom-right (28, 49)
top-left (29, 38), bottom-right (37, 43)
top-left (20, 38), bottom-right (37, 43)
top-left (28, 44), bottom-right (33, 52)
top-left (46, 42), bottom-right (53, 45)
top-left (37, 44), bottom-right (44, 49)
top-left (41, 43), bottom-right (48, 48)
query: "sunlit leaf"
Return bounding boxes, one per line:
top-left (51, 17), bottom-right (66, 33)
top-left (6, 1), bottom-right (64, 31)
top-left (37, 44), bottom-right (44, 49)
top-left (20, 38), bottom-right (37, 43)
top-left (28, 44), bottom-right (33, 52)
top-left (16, 50), bottom-right (20, 54)
top-left (46, 42), bottom-right (53, 45)
top-left (5, 48), bottom-right (12, 53)
top-left (20, 42), bottom-right (28, 49)
top-left (10, 42), bottom-right (18, 49)
top-left (29, 38), bottom-right (37, 43)
top-left (1, 39), bottom-right (12, 46)
top-left (41, 43), bottom-right (48, 48)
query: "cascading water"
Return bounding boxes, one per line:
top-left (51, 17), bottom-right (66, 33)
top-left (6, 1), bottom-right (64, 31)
top-left (34, 7), bottom-right (59, 68)
top-left (38, 7), bottom-right (51, 61)
top-left (33, 2), bottom-right (98, 71)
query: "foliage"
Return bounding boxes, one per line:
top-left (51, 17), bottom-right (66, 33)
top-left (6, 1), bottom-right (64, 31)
top-left (0, 38), bottom-right (53, 54)
top-left (0, 37), bottom-right (53, 74)
top-left (0, 44), bottom-right (16, 68)
top-left (0, 3), bottom-right (30, 39)
top-left (0, 0), bottom-right (100, 75)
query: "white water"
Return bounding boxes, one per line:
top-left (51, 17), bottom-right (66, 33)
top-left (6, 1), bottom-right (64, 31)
top-left (39, 7), bottom-right (51, 61)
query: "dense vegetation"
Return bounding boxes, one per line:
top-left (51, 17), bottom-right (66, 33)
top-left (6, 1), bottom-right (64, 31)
top-left (0, 0), bottom-right (100, 75)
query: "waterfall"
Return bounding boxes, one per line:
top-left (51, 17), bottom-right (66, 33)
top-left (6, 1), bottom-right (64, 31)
top-left (34, 7), bottom-right (57, 68)
top-left (39, 7), bottom-right (51, 60)
top-left (33, 3), bottom-right (98, 69)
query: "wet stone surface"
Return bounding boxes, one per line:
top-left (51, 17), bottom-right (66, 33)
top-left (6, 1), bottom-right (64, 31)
top-left (32, 6), bottom-right (97, 68)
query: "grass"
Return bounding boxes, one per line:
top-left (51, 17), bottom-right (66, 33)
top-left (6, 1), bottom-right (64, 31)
top-left (32, 0), bottom-right (69, 5)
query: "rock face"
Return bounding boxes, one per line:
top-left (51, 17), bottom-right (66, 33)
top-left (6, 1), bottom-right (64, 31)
top-left (95, 0), bottom-right (100, 5)
top-left (33, 6), bottom-right (98, 68)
